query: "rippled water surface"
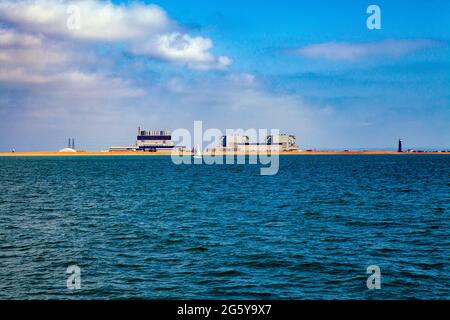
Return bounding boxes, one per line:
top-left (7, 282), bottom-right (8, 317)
top-left (0, 155), bottom-right (448, 299)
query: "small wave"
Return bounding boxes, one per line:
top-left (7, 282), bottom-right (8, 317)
top-left (233, 291), bottom-right (274, 298)
top-left (125, 277), bottom-right (146, 284)
top-left (374, 247), bottom-right (402, 253)
top-left (304, 211), bottom-right (321, 216)
top-left (186, 247), bottom-right (209, 252)
top-left (165, 238), bottom-right (183, 244)
top-left (207, 269), bottom-right (245, 277)
top-left (242, 260), bottom-right (291, 268)
top-left (290, 261), bottom-right (327, 271)
top-left (276, 203), bottom-right (292, 209)
top-left (396, 188), bottom-right (413, 193)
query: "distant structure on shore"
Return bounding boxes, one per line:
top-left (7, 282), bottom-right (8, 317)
top-left (108, 128), bottom-right (299, 153)
top-left (398, 139), bottom-right (403, 152)
top-left (59, 137), bottom-right (77, 152)
top-left (109, 127), bottom-right (178, 152)
top-left (216, 134), bottom-right (299, 152)
top-left (136, 128), bottom-right (175, 151)
top-left (66, 138), bottom-right (75, 150)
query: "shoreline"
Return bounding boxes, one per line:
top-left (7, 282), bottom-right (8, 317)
top-left (0, 150), bottom-right (449, 157)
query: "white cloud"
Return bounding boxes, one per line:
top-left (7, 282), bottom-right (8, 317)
top-left (0, 0), bottom-right (232, 70)
top-left (0, 0), bottom-right (173, 41)
top-left (0, 27), bottom-right (144, 97)
top-left (0, 28), bottom-right (42, 47)
top-left (294, 40), bottom-right (438, 61)
top-left (0, 28), bottom-right (72, 66)
top-left (132, 32), bottom-right (232, 70)
top-left (228, 73), bottom-right (256, 85)
top-left (0, 67), bottom-right (145, 99)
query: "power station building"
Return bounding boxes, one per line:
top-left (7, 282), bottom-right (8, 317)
top-left (217, 133), bottom-right (299, 152)
top-left (266, 134), bottom-right (299, 151)
top-left (109, 127), bottom-right (176, 152)
top-left (108, 128), bottom-right (299, 153)
top-left (135, 128), bottom-right (175, 151)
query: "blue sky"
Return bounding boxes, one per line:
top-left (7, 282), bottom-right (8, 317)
top-left (0, 0), bottom-right (449, 151)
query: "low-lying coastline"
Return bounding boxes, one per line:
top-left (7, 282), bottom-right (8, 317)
top-left (0, 150), bottom-right (449, 157)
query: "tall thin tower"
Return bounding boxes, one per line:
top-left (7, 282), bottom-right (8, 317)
top-left (398, 139), bottom-right (403, 153)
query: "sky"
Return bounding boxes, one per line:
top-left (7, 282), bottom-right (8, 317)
top-left (0, 0), bottom-right (449, 151)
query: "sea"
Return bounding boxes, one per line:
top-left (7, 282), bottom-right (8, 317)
top-left (0, 155), bottom-right (448, 299)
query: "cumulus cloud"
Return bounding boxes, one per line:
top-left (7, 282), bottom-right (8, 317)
top-left (294, 40), bottom-right (439, 61)
top-left (0, 66), bottom-right (146, 100)
top-left (0, 27), bottom-right (107, 89)
top-left (0, 28), bottom-right (42, 47)
top-left (0, 0), bottom-right (231, 70)
top-left (131, 33), bottom-right (232, 70)
top-left (0, 28), bottom-right (74, 66)
top-left (227, 73), bottom-right (256, 85)
top-left (0, 0), bottom-right (173, 41)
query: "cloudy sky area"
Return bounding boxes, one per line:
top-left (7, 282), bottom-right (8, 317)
top-left (0, 0), bottom-right (449, 151)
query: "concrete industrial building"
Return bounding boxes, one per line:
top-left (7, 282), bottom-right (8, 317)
top-left (266, 134), bottom-right (299, 151)
top-left (109, 128), bottom-right (299, 153)
top-left (136, 128), bottom-right (174, 151)
top-left (213, 133), bottom-right (299, 152)
top-left (109, 127), bottom-right (176, 152)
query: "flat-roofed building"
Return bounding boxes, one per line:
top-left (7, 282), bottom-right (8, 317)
top-left (266, 134), bottom-right (298, 151)
top-left (221, 134), bottom-right (250, 148)
top-left (109, 146), bottom-right (136, 152)
top-left (215, 133), bottom-right (299, 152)
top-left (136, 127), bottom-right (174, 151)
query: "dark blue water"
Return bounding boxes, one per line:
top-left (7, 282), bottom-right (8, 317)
top-left (0, 155), bottom-right (448, 299)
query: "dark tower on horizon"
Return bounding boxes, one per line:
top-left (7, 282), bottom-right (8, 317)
top-left (398, 139), bottom-right (403, 153)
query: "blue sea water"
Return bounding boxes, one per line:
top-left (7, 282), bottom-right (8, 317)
top-left (0, 155), bottom-right (448, 300)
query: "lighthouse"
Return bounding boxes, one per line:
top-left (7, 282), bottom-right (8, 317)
top-left (398, 139), bottom-right (403, 153)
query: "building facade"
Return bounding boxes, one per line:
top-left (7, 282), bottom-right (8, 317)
top-left (135, 127), bottom-right (174, 151)
top-left (266, 134), bottom-right (299, 151)
top-left (215, 133), bottom-right (298, 152)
